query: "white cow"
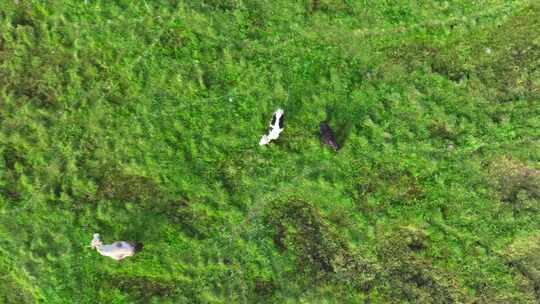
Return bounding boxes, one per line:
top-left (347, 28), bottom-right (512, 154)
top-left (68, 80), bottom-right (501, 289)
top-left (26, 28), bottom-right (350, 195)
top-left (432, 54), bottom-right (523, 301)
top-left (90, 233), bottom-right (142, 261)
top-left (259, 108), bottom-right (284, 145)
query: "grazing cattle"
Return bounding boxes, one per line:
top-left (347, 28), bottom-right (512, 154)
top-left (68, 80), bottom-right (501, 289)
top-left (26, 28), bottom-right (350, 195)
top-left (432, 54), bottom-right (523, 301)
top-left (90, 233), bottom-right (143, 261)
top-left (320, 122), bottom-right (339, 151)
top-left (259, 108), bottom-right (284, 145)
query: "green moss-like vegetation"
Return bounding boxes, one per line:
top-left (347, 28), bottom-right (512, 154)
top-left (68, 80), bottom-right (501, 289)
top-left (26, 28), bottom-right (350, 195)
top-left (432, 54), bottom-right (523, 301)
top-left (0, 0), bottom-right (539, 303)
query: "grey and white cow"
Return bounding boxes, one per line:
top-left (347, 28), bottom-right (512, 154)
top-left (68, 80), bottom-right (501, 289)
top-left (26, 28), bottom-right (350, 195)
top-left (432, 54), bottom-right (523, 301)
top-left (90, 233), bottom-right (143, 261)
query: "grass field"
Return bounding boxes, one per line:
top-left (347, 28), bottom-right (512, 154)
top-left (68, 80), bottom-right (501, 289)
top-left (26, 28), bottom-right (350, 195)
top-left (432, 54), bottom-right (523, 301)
top-left (0, 0), bottom-right (539, 303)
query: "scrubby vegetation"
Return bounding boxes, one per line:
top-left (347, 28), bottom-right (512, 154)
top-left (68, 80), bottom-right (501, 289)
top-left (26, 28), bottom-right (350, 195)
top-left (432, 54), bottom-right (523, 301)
top-left (0, 0), bottom-right (539, 303)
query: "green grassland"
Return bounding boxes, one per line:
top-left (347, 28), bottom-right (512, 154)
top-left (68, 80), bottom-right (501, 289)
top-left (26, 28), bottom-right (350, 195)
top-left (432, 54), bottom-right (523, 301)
top-left (0, 0), bottom-right (539, 303)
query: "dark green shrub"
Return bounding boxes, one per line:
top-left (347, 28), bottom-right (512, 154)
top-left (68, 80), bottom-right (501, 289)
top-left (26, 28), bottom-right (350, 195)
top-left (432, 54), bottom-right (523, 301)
top-left (265, 199), bottom-right (376, 290)
top-left (108, 275), bottom-right (180, 302)
top-left (488, 157), bottom-right (540, 208)
top-left (0, 274), bottom-right (36, 304)
top-left (376, 226), bottom-right (466, 303)
top-left (505, 234), bottom-right (540, 302)
top-left (97, 169), bottom-right (161, 203)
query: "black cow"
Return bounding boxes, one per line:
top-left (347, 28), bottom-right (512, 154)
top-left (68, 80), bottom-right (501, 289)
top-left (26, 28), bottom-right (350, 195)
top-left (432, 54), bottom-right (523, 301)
top-left (320, 122), bottom-right (339, 151)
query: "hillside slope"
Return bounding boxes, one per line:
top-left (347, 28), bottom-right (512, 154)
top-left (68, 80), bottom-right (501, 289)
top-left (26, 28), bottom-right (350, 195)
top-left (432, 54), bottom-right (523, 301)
top-left (0, 1), bottom-right (539, 303)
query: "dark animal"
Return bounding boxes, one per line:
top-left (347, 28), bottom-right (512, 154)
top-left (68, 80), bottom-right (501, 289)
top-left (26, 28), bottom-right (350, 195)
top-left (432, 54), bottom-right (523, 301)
top-left (319, 122), bottom-right (339, 151)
